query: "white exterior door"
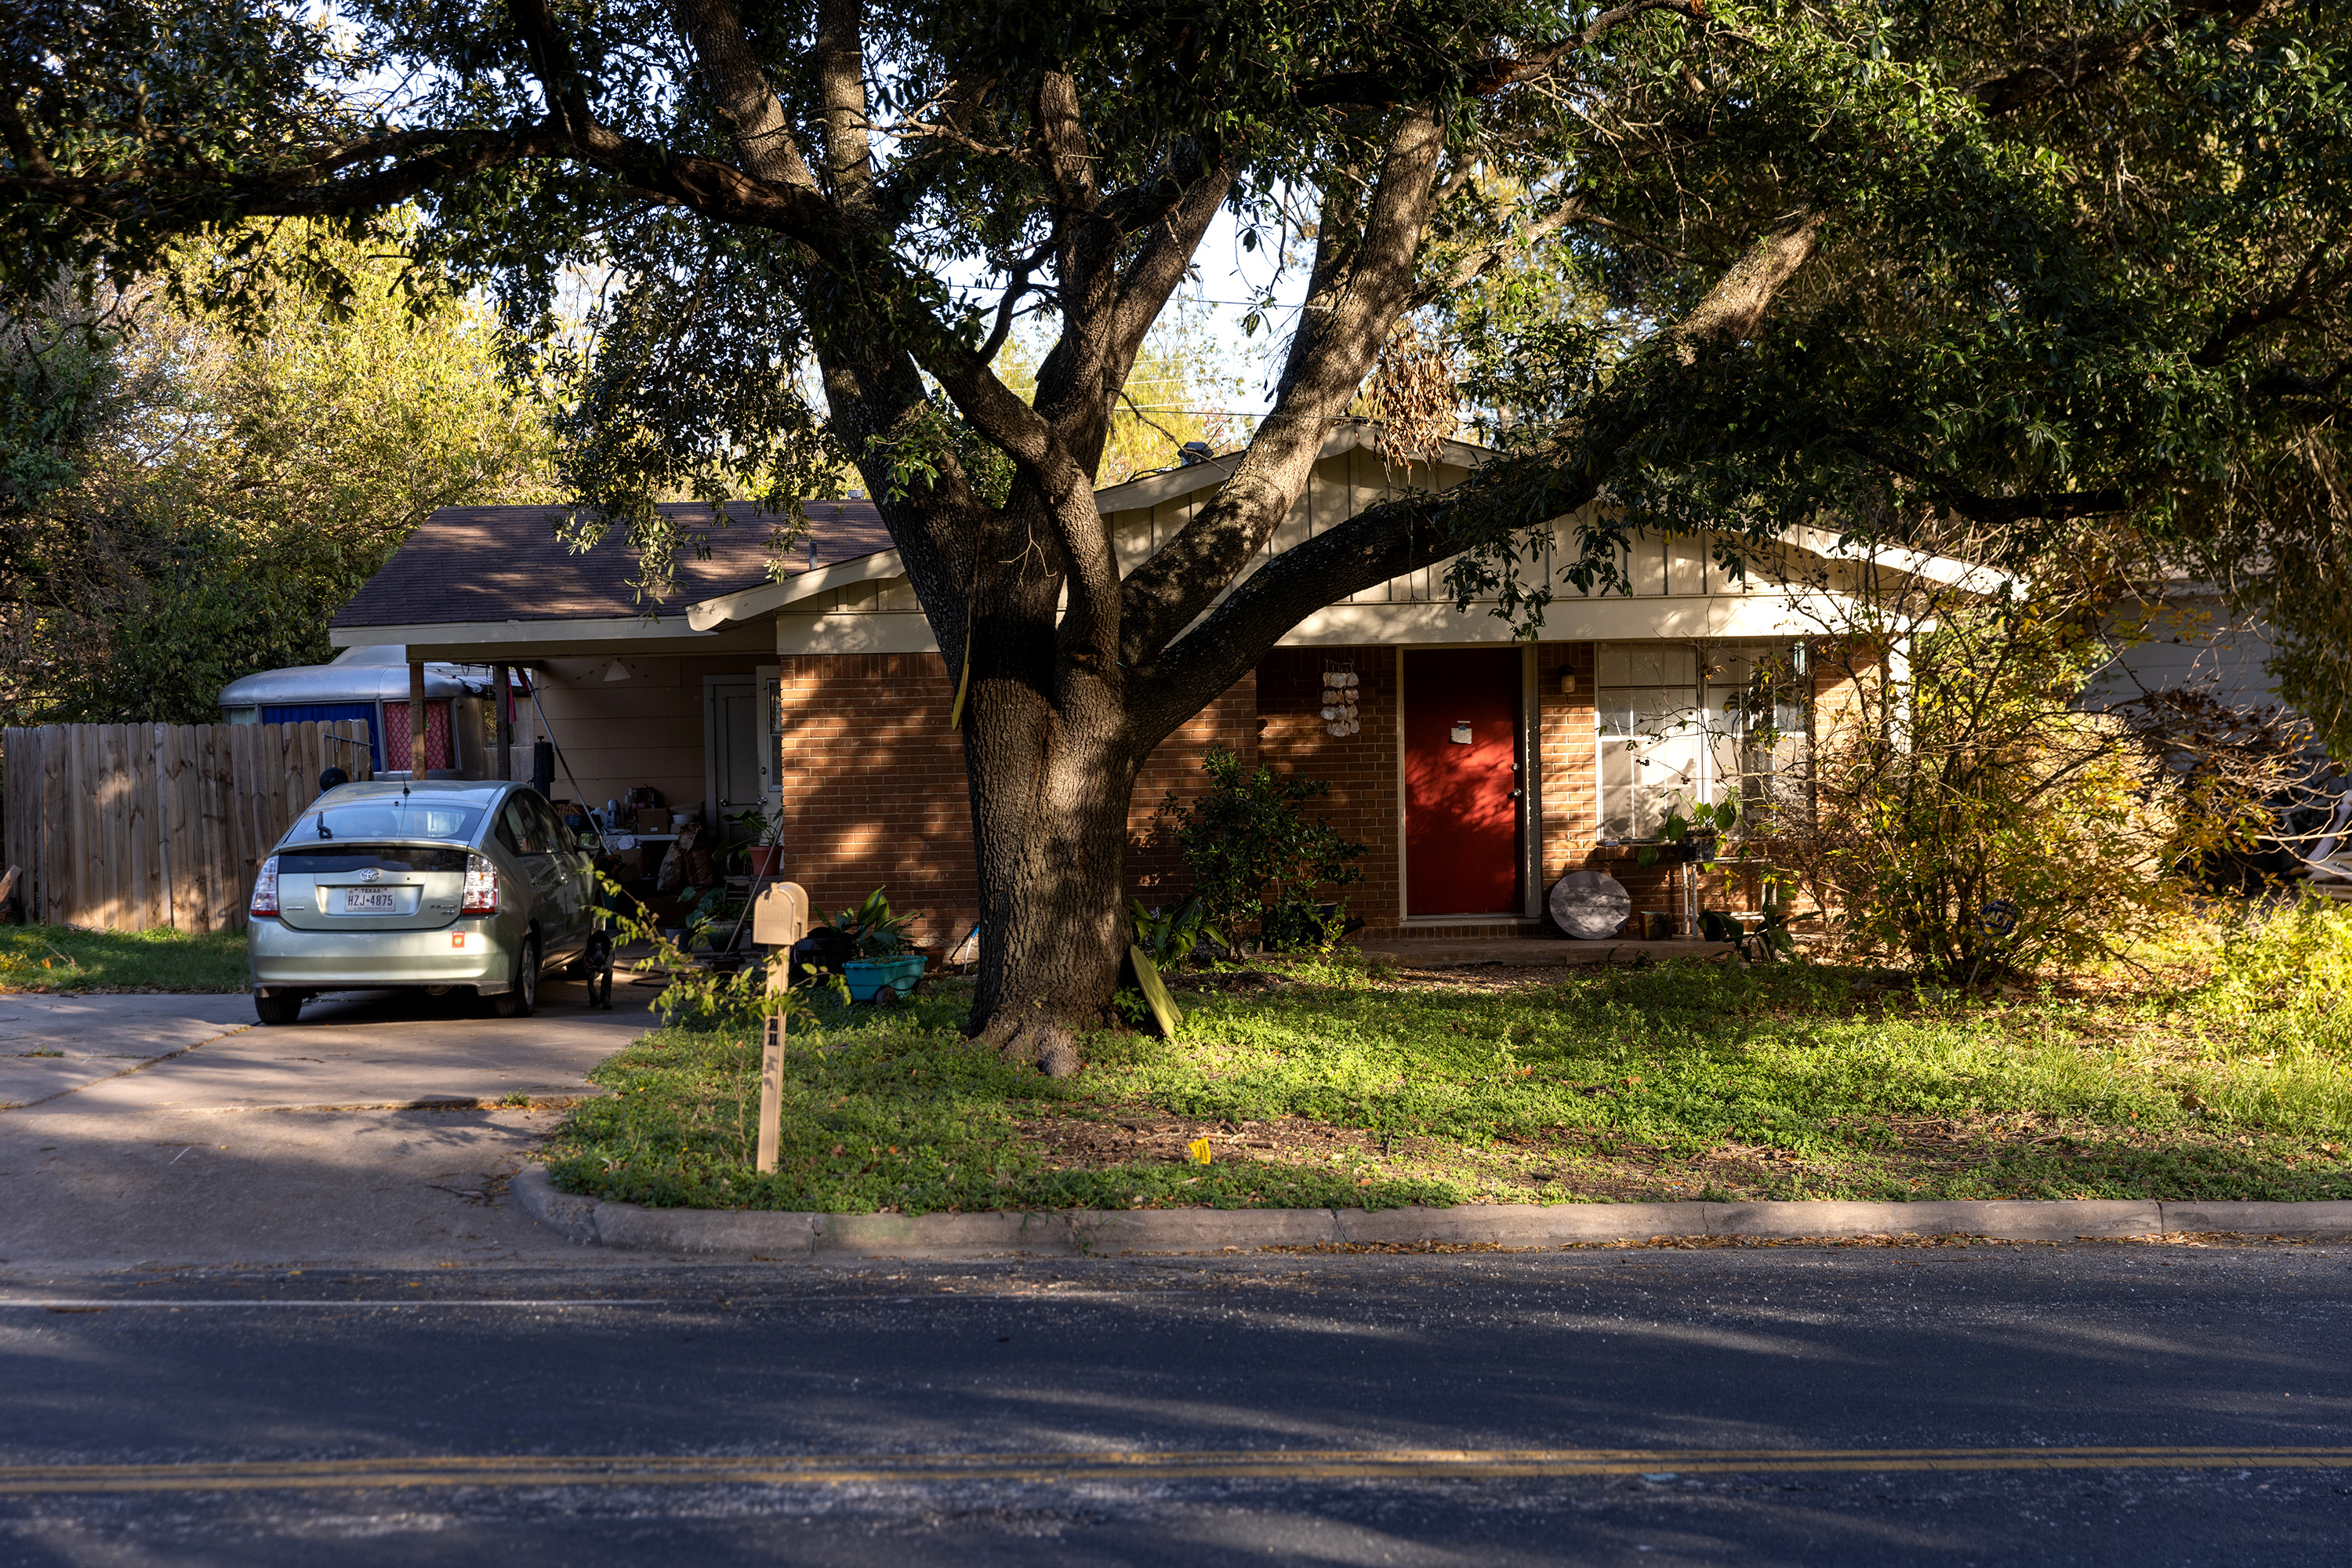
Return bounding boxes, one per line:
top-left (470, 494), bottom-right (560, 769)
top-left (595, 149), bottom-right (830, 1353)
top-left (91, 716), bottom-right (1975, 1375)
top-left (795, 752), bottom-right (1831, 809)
top-left (704, 676), bottom-right (763, 831)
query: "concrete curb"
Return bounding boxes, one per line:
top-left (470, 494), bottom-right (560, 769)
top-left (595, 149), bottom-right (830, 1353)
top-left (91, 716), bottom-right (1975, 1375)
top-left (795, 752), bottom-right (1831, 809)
top-left (508, 1171), bottom-right (2352, 1259)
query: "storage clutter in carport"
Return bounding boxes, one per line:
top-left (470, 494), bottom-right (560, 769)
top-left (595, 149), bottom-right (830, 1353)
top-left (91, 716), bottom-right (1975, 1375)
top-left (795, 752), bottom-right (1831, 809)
top-left (597, 796), bottom-right (746, 959)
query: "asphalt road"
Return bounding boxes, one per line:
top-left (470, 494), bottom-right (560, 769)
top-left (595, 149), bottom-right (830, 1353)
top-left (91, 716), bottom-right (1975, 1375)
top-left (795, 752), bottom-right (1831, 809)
top-left (4, 1241), bottom-right (2349, 1566)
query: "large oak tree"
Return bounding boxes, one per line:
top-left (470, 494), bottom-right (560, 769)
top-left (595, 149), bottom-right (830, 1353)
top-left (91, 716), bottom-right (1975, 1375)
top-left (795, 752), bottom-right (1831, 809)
top-left (7, 0), bottom-right (2345, 1065)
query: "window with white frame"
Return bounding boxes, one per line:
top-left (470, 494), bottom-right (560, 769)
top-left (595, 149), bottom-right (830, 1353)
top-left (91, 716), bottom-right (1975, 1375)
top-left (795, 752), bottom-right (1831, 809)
top-left (1597, 642), bottom-right (1810, 841)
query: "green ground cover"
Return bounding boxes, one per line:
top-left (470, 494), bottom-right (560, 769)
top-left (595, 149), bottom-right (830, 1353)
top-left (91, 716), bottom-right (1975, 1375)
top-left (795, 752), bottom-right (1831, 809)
top-left (0, 925), bottom-right (250, 992)
top-left (543, 902), bottom-right (2352, 1213)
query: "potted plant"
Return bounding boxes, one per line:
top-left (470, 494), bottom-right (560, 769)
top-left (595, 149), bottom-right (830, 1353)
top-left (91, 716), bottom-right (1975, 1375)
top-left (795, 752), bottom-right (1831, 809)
top-left (721, 805), bottom-right (786, 879)
top-left (824, 887), bottom-right (926, 1002)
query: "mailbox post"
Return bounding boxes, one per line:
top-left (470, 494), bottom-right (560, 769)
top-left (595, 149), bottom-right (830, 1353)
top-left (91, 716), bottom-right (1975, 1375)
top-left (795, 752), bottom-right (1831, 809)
top-left (751, 880), bottom-right (810, 1174)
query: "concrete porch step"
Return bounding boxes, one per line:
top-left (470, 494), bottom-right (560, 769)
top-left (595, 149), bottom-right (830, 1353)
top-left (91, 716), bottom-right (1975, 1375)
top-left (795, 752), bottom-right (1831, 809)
top-left (1355, 935), bottom-right (1732, 968)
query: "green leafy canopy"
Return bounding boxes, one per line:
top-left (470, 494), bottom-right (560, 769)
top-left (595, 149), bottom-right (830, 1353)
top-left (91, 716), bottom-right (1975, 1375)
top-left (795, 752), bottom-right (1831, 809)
top-left (7, 0), bottom-right (2348, 748)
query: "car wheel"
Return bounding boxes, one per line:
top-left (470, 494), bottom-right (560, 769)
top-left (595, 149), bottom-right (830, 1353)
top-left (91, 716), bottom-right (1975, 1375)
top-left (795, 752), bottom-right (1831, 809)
top-left (254, 990), bottom-right (303, 1026)
top-left (493, 936), bottom-right (539, 1018)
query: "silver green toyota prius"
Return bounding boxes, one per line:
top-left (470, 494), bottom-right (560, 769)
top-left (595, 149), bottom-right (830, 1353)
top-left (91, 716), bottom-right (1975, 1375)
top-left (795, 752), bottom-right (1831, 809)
top-left (247, 781), bottom-right (597, 1026)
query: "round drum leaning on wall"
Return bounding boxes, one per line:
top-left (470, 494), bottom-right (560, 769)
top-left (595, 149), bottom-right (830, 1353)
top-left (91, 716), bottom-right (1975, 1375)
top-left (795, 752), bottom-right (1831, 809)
top-left (1549, 869), bottom-right (1633, 940)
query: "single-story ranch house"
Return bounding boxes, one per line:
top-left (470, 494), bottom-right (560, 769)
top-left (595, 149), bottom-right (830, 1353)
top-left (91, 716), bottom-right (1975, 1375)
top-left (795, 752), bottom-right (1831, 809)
top-left (329, 421), bottom-right (1985, 949)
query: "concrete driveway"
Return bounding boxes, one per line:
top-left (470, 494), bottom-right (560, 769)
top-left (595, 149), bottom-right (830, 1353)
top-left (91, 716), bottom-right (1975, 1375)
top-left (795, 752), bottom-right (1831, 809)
top-left (1, 985), bottom-right (650, 1112)
top-left (0, 982), bottom-right (659, 1270)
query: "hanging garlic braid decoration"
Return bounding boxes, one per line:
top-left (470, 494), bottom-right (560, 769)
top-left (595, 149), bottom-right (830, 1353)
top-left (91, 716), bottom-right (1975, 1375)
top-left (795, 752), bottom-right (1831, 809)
top-left (1319, 661), bottom-right (1360, 738)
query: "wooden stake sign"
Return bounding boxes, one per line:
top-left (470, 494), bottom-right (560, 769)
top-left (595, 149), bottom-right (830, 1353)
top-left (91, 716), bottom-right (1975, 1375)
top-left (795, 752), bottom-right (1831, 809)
top-left (1127, 944), bottom-right (1183, 1039)
top-left (753, 880), bottom-right (810, 1174)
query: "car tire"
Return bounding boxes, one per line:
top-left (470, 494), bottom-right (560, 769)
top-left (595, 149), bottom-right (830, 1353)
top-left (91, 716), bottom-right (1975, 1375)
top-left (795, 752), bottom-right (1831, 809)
top-left (493, 936), bottom-right (539, 1018)
top-left (254, 991), bottom-right (303, 1026)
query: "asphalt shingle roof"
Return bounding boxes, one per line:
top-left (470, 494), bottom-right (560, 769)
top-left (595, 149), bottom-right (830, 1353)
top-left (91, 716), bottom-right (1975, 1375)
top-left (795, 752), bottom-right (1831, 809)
top-left (330, 499), bottom-right (891, 629)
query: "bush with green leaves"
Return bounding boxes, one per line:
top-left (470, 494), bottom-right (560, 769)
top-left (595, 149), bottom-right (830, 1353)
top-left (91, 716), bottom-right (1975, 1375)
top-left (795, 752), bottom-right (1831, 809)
top-left (1786, 596), bottom-right (2189, 982)
top-left (2197, 898), bottom-right (2352, 1048)
top-left (1160, 750), bottom-right (1365, 953)
top-left (1128, 896), bottom-right (1225, 968)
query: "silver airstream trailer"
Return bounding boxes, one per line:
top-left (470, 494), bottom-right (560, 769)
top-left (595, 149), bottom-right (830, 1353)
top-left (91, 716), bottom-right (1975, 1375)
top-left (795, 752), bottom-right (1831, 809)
top-left (218, 645), bottom-right (503, 780)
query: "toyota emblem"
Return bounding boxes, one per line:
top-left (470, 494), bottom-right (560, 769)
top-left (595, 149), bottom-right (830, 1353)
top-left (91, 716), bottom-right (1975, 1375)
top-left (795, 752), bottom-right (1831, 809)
top-left (358, 867), bottom-right (382, 882)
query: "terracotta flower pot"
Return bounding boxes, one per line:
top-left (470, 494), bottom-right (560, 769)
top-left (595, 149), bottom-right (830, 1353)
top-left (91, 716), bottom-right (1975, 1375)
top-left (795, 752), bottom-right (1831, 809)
top-left (746, 846), bottom-right (784, 877)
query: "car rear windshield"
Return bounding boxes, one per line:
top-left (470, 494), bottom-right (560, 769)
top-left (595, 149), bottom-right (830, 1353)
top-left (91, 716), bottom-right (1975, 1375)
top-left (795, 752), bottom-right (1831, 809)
top-left (285, 802), bottom-right (484, 846)
top-left (274, 845), bottom-right (471, 874)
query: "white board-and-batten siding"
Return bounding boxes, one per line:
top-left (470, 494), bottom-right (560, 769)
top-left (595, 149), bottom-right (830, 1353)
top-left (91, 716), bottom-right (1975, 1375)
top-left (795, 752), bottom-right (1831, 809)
top-left (771, 444), bottom-right (1847, 658)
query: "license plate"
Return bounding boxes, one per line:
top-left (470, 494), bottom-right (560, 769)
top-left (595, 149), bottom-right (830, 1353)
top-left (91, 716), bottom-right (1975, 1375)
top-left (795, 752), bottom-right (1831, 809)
top-left (337, 887), bottom-right (401, 915)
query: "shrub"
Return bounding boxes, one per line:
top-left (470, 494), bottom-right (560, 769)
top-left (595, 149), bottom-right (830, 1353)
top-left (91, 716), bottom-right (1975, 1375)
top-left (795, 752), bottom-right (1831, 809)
top-left (1784, 597), bottom-right (2192, 981)
top-left (2198, 898), bottom-right (2352, 1035)
top-left (1159, 749), bottom-right (1365, 951)
top-left (1129, 896), bottom-right (1224, 967)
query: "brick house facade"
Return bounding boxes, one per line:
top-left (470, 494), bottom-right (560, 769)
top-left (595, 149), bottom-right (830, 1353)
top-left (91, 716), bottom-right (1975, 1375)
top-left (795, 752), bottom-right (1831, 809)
top-left (333, 423), bottom-right (1963, 950)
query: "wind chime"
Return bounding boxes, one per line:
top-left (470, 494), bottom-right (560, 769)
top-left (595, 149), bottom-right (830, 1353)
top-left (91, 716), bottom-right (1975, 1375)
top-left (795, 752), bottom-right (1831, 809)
top-left (1320, 662), bottom-right (1360, 738)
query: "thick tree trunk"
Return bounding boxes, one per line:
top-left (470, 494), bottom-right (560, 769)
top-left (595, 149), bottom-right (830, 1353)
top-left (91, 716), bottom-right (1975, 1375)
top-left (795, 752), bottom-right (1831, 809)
top-left (960, 662), bottom-right (1138, 1076)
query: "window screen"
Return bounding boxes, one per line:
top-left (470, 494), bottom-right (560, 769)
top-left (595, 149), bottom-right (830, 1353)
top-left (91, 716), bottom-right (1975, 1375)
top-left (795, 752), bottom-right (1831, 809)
top-left (1707, 644), bottom-right (1811, 831)
top-left (1597, 642), bottom-right (1809, 840)
top-left (1596, 644), bottom-right (1702, 840)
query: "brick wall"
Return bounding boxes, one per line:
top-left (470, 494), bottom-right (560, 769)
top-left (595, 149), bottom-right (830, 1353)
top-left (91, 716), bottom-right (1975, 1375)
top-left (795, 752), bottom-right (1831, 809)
top-left (775, 652), bottom-right (1256, 949)
top-left (772, 638), bottom-right (1817, 951)
top-left (1129, 673), bottom-right (1258, 908)
top-left (1256, 647), bottom-right (1402, 931)
top-left (776, 653), bottom-right (975, 948)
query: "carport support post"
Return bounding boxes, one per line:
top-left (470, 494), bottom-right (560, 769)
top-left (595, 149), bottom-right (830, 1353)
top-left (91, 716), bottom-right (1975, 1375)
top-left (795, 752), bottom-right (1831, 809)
top-left (408, 659), bottom-right (429, 779)
top-left (492, 664), bottom-right (513, 780)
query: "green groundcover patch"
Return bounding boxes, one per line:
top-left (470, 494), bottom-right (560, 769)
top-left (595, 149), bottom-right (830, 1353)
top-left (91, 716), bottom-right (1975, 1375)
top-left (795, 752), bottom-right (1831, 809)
top-left (543, 942), bottom-right (2352, 1214)
top-left (0, 925), bottom-right (249, 993)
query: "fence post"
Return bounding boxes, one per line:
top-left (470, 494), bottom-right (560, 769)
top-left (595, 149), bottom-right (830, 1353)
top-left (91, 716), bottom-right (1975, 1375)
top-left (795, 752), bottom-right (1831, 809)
top-left (65, 725), bottom-right (91, 927)
top-left (39, 725), bottom-right (65, 925)
top-left (125, 723), bottom-right (161, 931)
top-left (201, 725), bottom-right (237, 932)
top-left (1, 728), bottom-right (23, 917)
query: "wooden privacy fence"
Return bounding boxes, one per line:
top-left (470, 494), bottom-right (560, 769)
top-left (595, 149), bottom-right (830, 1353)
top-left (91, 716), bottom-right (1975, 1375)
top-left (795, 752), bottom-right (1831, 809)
top-left (0, 720), bottom-right (374, 933)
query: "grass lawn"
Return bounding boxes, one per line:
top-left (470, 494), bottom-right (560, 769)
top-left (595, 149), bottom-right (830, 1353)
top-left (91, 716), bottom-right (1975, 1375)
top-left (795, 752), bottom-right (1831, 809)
top-left (543, 908), bottom-right (2352, 1213)
top-left (0, 925), bottom-right (250, 993)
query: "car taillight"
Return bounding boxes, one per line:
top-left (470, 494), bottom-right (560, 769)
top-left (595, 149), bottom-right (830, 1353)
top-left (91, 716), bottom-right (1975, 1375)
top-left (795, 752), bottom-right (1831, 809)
top-left (249, 855), bottom-right (280, 917)
top-left (462, 853), bottom-right (499, 915)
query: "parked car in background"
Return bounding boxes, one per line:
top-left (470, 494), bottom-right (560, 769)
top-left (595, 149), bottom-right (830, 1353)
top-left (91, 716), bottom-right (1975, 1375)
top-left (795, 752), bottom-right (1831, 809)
top-left (246, 781), bottom-right (597, 1025)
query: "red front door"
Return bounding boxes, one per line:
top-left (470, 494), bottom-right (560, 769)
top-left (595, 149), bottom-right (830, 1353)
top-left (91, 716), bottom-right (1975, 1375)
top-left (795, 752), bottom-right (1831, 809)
top-left (1403, 648), bottom-right (1523, 916)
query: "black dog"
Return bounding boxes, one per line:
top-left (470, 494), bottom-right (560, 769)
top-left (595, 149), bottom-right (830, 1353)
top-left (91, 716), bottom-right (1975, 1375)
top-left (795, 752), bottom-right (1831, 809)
top-left (583, 930), bottom-right (615, 1011)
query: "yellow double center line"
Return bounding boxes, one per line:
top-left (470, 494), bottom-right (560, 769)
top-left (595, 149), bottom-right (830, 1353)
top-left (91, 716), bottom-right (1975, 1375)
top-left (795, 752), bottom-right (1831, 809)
top-left (2, 1447), bottom-right (2348, 1494)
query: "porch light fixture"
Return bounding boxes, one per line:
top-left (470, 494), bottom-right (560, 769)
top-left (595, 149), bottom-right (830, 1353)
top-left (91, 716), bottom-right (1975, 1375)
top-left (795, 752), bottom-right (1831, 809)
top-left (1558, 672), bottom-right (1577, 695)
top-left (601, 659), bottom-right (632, 682)
top-left (1320, 662), bottom-right (1360, 737)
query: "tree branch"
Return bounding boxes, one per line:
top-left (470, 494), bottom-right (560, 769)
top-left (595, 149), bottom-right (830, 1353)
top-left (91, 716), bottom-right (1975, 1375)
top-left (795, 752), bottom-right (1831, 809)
top-left (815, 0), bottom-right (875, 210)
top-left (2192, 240), bottom-right (2348, 367)
top-left (1965, 0), bottom-right (2285, 117)
top-left (1119, 108), bottom-right (1446, 669)
top-left (508, 0), bottom-right (596, 141)
top-left (1410, 191), bottom-right (1588, 309)
top-left (668, 0), bottom-right (818, 190)
top-left (1668, 206), bottom-right (1824, 356)
top-left (1295, 0), bottom-right (1709, 107)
